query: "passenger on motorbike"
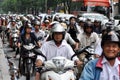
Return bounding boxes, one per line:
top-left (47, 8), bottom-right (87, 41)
top-left (35, 23), bottom-right (83, 80)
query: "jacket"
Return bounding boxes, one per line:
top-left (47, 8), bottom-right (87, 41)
top-left (79, 57), bottom-right (120, 80)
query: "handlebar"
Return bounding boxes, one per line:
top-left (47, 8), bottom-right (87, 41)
top-left (20, 43), bottom-right (47, 61)
top-left (33, 49), bottom-right (47, 61)
top-left (71, 45), bottom-right (94, 60)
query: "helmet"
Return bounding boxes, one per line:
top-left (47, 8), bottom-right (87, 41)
top-left (44, 19), bottom-right (50, 23)
top-left (78, 17), bottom-right (86, 23)
top-left (114, 25), bottom-right (120, 32)
top-left (25, 23), bottom-right (32, 29)
top-left (35, 16), bottom-right (41, 20)
top-left (51, 23), bottom-right (65, 33)
top-left (11, 19), bottom-right (16, 22)
top-left (84, 21), bottom-right (94, 33)
top-left (105, 21), bottom-right (115, 32)
top-left (114, 25), bottom-right (120, 35)
top-left (61, 22), bottom-right (67, 30)
top-left (34, 21), bottom-right (41, 26)
top-left (51, 23), bottom-right (65, 40)
top-left (49, 21), bottom-right (59, 29)
top-left (50, 21), bottom-right (59, 26)
top-left (94, 20), bottom-right (101, 23)
top-left (101, 31), bottom-right (120, 47)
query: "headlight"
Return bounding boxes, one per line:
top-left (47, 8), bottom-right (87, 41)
top-left (52, 58), bottom-right (66, 73)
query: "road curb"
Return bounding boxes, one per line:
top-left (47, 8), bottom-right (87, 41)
top-left (0, 38), bottom-right (11, 80)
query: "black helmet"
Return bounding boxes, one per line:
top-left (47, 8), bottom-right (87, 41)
top-left (84, 21), bottom-right (94, 33)
top-left (101, 31), bottom-right (120, 47)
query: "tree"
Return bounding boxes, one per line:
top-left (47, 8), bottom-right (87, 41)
top-left (1, 0), bottom-right (45, 14)
top-left (1, 0), bottom-right (83, 14)
top-left (2, 0), bottom-right (17, 13)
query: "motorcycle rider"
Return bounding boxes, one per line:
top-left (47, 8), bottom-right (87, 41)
top-left (6, 20), bottom-right (19, 40)
top-left (0, 17), bottom-right (8, 43)
top-left (6, 20), bottom-right (19, 47)
top-left (77, 21), bottom-right (99, 50)
top-left (79, 31), bottom-right (120, 80)
top-left (94, 21), bottom-right (116, 58)
top-left (61, 22), bottom-right (79, 50)
top-left (35, 23), bottom-right (83, 80)
top-left (93, 20), bottom-right (102, 35)
top-left (14, 23), bottom-right (41, 58)
top-left (33, 21), bottom-right (46, 45)
top-left (67, 16), bottom-right (80, 43)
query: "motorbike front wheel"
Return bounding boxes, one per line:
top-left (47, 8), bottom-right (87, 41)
top-left (25, 59), bottom-right (33, 80)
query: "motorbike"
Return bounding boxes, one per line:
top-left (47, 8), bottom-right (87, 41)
top-left (19, 43), bottom-right (45, 80)
top-left (9, 28), bottom-right (19, 51)
top-left (6, 55), bottom-right (19, 80)
top-left (18, 43), bottom-right (36, 80)
top-left (36, 55), bottom-right (78, 80)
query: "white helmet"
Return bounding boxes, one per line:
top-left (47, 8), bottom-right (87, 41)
top-left (51, 23), bottom-right (65, 40)
top-left (51, 23), bottom-right (65, 33)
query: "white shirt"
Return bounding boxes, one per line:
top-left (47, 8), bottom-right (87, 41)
top-left (99, 57), bottom-right (120, 80)
top-left (33, 30), bottom-right (45, 44)
top-left (77, 32), bottom-right (100, 49)
top-left (37, 40), bottom-right (79, 62)
top-left (78, 25), bottom-right (84, 34)
top-left (65, 32), bottom-right (75, 45)
top-left (7, 22), bottom-right (19, 29)
top-left (94, 39), bottom-right (103, 56)
top-left (16, 21), bottom-right (23, 29)
top-left (34, 30), bottom-right (45, 38)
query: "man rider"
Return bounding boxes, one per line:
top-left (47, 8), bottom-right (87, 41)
top-left (35, 23), bottom-right (83, 80)
top-left (79, 31), bottom-right (120, 80)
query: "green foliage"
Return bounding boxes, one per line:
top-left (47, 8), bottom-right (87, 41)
top-left (0, 0), bottom-right (83, 14)
top-left (1, 0), bottom-right (45, 14)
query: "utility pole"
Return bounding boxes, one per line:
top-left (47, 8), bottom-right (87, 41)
top-left (110, 0), bottom-right (114, 17)
top-left (118, 0), bottom-right (120, 14)
top-left (45, 0), bottom-right (48, 13)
